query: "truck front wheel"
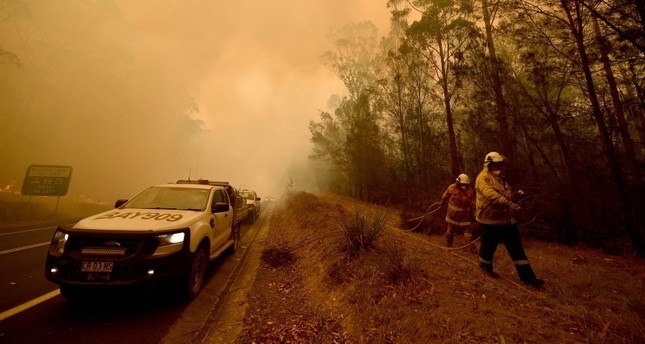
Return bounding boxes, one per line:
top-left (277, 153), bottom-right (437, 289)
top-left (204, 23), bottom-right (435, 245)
top-left (59, 284), bottom-right (82, 301)
top-left (183, 247), bottom-right (207, 300)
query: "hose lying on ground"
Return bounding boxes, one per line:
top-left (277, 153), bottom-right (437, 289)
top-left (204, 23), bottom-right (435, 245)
top-left (403, 201), bottom-right (442, 232)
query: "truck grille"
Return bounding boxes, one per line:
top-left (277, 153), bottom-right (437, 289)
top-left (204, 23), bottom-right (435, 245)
top-left (81, 247), bottom-right (128, 256)
top-left (67, 235), bottom-right (156, 259)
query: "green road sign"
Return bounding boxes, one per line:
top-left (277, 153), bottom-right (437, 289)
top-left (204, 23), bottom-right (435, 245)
top-left (21, 165), bottom-right (73, 196)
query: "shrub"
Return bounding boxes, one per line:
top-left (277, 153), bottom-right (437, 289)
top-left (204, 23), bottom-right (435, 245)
top-left (341, 207), bottom-right (388, 256)
top-left (380, 242), bottom-right (422, 284)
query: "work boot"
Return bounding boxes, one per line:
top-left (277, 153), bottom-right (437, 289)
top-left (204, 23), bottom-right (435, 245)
top-left (480, 264), bottom-right (499, 279)
top-left (521, 277), bottom-right (545, 287)
top-left (516, 264), bottom-right (537, 281)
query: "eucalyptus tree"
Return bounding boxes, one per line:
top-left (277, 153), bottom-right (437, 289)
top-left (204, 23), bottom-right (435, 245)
top-left (593, 17), bottom-right (642, 183)
top-left (496, 14), bottom-right (586, 244)
top-left (309, 108), bottom-right (351, 195)
top-left (581, 0), bottom-right (645, 151)
top-left (579, 0), bottom-right (645, 54)
top-left (314, 21), bottom-right (388, 200)
top-left (478, 0), bottom-right (517, 177)
top-left (403, 0), bottom-right (476, 178)
top-left (377, 17), bottom-right (444, 190)
top-left (320, 21), bottom-right (381, 101)
top-left (376, 19), bottom-right (416, 186)
top-left (558, 0), bottom-right (644, 255)
top-left (514, 0), bottom-right (645, 255)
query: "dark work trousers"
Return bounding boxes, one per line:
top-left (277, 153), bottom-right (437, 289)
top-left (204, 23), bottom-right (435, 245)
top-left (478, 223), bottom-right (536, 281)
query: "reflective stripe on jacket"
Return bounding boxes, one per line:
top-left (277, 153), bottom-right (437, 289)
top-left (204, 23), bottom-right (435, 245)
top-left (475, 167), bottom-right (516, 225)
top-left (441, 183), bottom-right (475, 226)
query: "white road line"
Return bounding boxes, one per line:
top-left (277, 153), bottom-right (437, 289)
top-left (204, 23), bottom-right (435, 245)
top-left (0, 224), bottom-right (74, 237)
top-left (0, 289), bottom-right (60, 321)
top-left (0, 226), bottom-right (58, 236)
top-left (0, 242), bottom-right (50, 255)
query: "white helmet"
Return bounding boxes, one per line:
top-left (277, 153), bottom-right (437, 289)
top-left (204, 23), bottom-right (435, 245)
top-left (484, 152), bottom-right (505, 165)
top-left (456, 173), bottom-right (470, 184)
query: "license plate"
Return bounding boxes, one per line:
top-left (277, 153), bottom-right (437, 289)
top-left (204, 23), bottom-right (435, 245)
top-left (81, 261), bottom-right (114, 272)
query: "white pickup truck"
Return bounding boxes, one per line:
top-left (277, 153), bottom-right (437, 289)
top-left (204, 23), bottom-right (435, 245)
top-left (239, 189), bottom-right (261, 223)
top-left (45, 179), bottom-right (248, 301)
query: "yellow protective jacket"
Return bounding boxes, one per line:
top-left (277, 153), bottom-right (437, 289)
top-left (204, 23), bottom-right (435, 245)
top-left (440, 183), bottom-right (475, 226)
top-left (475, 166), bottom-right (517, 225)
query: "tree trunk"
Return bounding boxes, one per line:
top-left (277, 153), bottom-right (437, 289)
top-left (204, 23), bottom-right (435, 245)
top-left (627, 61), bottom-right (645, 146)
top-left (594, 18), bottom-right (642, 183)
top-left (435, 35), bottom-right (460, 178)
top-left (481, 0), bottom-right (514, 175)
top-left (562, 0), bottom-right (645, 256)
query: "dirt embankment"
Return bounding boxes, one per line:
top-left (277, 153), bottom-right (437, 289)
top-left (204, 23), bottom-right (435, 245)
top-left (234, 192), bottom-right (645, 343)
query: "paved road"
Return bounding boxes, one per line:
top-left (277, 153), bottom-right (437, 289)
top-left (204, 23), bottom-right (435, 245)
top-left (0, 204), bottom-right (271, 344)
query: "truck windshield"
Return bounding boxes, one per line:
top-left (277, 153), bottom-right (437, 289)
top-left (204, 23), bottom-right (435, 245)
top-left (124, 187), bottom-right (210, 211)
top-left (240, 192), bottom-right (254, 199)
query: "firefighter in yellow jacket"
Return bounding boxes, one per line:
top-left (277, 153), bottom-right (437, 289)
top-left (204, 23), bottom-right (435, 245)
top-left (476, 152), bottom-right (544, 287)
top-left (440, 173), bottom-right (476, 248)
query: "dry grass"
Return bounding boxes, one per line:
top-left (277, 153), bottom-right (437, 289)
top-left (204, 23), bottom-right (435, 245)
top-left (235, 192), bottom-right (645, 343)
top-left (341, 207), bottom-right (388, 256)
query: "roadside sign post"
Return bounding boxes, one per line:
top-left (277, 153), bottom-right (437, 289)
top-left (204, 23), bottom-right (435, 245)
top-left (21, 165), bottom-right (73, 216)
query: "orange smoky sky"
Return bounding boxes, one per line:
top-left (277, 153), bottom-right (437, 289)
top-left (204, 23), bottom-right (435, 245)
top-left (0, 0), bottom-right (391, 201)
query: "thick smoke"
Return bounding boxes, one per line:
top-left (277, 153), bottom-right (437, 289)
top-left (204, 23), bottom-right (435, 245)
top-left (0, 0), bottom-right (389, 201)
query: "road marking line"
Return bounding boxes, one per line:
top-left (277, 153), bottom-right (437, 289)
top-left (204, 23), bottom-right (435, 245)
top-left (0, 226), bottom-right (58, 236)
top-left (0, 289), bottom-right (60, 321)
top-left (0, 242), bottom-right (50, 255)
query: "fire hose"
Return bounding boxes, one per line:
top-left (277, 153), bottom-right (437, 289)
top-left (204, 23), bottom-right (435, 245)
top-left (403, 201), bottom-right (481, 251)
top-left (404, 201), bottom-right (442, 232)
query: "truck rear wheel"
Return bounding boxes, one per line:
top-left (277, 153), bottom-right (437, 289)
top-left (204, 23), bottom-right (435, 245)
top-left (183, 247), bottom-right (207, 300)
top-left (228, 225), bottom-right (240, 254)
top-left (250, 209), bottom-right (257, 223)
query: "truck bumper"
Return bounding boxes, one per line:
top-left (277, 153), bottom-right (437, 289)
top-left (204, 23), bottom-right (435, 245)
top-left (45, 229), bottom-right (192, 287)
top-left (45, 250), bottom-right (191, 287)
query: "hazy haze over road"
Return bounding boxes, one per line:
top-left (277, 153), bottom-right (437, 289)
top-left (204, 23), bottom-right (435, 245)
top-left (0, 0), bottom-right (389, 201)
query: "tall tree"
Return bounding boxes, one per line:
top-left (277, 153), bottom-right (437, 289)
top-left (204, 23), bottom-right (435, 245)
top-left (314, 22), bottom-right (387, 199)
top-left (593, 17), bottom-right (642, 183)
top-left (320, 21), bottom-right (380, 101)
top-left (557, 0), bottom-right (644, 255)
top-left (480, 0), bottom-right (515, 177)
top-left (406, 0), bottom-right (476, 177)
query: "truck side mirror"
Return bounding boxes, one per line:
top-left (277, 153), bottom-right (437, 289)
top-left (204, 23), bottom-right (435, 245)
top-left (212, 202), bottom-right (230, 213)
top-left (256, 197), bottom-right (261, 201)
top-left (114, 199), bottom-right (128, 208)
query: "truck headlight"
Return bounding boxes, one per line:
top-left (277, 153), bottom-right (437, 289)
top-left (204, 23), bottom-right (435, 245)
top-left (153, 232), bottom-right (185, 256)
top-left (49, 230), bottom-right (69, 257)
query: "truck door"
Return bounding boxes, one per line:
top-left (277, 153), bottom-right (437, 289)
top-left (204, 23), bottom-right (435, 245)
top-left (211, 189), bottom-right (233, 250)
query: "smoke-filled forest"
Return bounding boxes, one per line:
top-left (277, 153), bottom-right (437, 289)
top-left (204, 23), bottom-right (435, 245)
top-left (308, 0), bottom-right (645, 256)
